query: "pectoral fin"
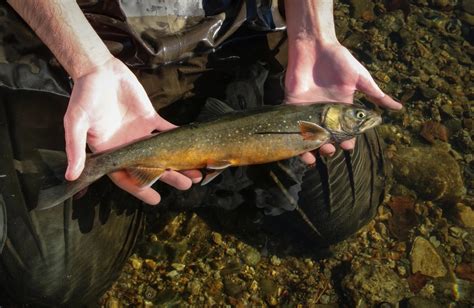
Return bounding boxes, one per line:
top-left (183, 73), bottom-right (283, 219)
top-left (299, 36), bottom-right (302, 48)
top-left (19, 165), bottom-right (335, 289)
top-left (298, 121), bottom-right (331, 141)
top-left (127, 166), bottom-right (166, 188)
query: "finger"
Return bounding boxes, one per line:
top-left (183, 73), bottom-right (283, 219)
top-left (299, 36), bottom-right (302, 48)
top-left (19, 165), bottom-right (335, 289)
top-left (340, 138), bottom-right (356, 151)
top-left (64, 112), bottom-right (89, 181)
top-left (153, 113), bottom-right (177, 132)
top-left (319, 144), bottom-right (336, 157)
top-left (300, 152), bottom-right (316, 165)
top-left (159, 170), bottom-right (193, 190)
top-left (110, 171), bottom-right (161, 205)
top-left (181, 169), bottom-right (203, 184)
top-left (356, 72), bottom-right (402, 110)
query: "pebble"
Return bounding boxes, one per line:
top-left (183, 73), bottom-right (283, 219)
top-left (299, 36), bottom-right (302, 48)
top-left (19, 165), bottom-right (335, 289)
top-left (455, 203), bottom-right (474, 228)
top-left (249, 280), bottom-right (259, 293)
top-left (144, 259), bottom-right (158, 271)
top-left (270, 255), bottom-right (281, 266)
top-left (461, 0), bottom-right (474, 14)
top-left (243, 248), bottom-right (261, 266)
top-left (429, 236), bottom-right (441, 248)
top-left (130, 257), bottom-right (143, 270)
top-left (171, 263), bottom-right (185, 271)
top-left (406, 296), bottom-right (443, 308)
top-left (166, 270), bottom-right (179, 278)
top-left (397, 265), bottom-right (407, 276)
top-left (448, 226), bottom-right (463, 238)
top-left (212, 232), bottom-right (223, 245)
top-left (105, 297), bottom-right (120, 308)
top-left (410, 237), bottom-right (447, 278)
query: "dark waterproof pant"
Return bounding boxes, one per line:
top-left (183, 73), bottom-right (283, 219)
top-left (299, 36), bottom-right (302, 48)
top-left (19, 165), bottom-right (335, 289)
top-left (0, 89), bottom-right (144, 306)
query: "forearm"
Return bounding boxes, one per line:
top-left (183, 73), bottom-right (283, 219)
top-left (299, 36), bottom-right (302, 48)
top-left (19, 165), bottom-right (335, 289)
top-left (284, 0), bottom-right (338, 45)
top-left (7, 0), bottom-right (112, 81)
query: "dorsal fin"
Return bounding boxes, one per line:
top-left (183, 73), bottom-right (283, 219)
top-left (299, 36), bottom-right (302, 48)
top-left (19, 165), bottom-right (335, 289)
top-left (198, 98), bottom-right (235, 121)
top-left (127, 166), bottom-right (166, 188)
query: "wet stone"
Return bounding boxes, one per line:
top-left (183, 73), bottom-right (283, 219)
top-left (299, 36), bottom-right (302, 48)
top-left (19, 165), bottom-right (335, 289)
top-left (410, 237), bottom-right (447, 278)
top-left (211, 232), bottom-right (223, 245)
top-left (243, 247), bottom-right (261, 266)
top-left (405, 296), bottom-right (443, 308)
top-left (455, 203), bottom-right (474, 228)
top-left (392, 146), bottom-right (465, 204)
top-left (342, 261), bottom-right (410, 305)
top-left (461, 0), bottom-right (474, 14)
top-left (349, 0), bottom-right (375, 21)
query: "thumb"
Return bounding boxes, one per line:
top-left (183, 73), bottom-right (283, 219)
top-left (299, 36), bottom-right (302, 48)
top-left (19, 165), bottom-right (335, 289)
top-left (153, 113), bottom-right (177, 132)
top-left (64, 111), bottom-right (89, 181)
top-left (356, 70), bottom-right (402, 110)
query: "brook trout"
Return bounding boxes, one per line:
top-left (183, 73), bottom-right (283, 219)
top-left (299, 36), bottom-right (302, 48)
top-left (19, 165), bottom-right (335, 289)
top-left (37, 99), bottom-right (382, 210)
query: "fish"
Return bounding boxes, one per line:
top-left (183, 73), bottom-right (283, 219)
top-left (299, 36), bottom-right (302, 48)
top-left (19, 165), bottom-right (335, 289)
top-left (36, 99), bottom-right (382, 210)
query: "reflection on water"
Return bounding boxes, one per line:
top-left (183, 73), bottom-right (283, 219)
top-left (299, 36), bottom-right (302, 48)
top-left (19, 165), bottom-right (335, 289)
top-left (101, 0), bottom-right (473, 306)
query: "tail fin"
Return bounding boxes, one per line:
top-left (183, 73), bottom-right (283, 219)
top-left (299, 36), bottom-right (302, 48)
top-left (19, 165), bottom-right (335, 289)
top-left (36, 150), bottom-right (100, 211)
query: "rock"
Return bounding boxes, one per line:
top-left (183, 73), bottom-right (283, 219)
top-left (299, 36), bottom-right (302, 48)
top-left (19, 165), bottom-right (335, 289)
top-left (350, 0), bottom-right (375, 21)
top-left (211, 232), bottom-right (222, 245)
top-left (144, 259), bottom-right (158, 271)
top-left (430, 0), bottom-right (455, 9)
top-left (459, 11), bottom-right (474, 27)
top-left (410, 237), bottom-right (447, 278)
top-left (462, 0), bottom-right (474, 14)
top-left (391, 146), bottom-right (465, 204)
top-left (342, 261), bottom-right (410, 305)
top-left (171, 263), bottom-right (185, 271)
top-left (223, 277), bottom-right (244, 297)
top-left (270, 255), bottom-right (281, 266)
top-left (418, 85), bottom-right (439, 100)
top-left (166, 270), bottom-right (179, 278)
top-left (455, 263), bottom-right (474, 282)
top-left (420, 121), bottom-right (448, 143)
top-left (455, 203), bottom-right (474, 228)
top-left (144, 286), bottom-right (157, 301)
top-left (130, 257), bottom-right (143, 270)
top-left (105, 297), bottom-right (120, 308)
top-left (405, 296), bottom-right (443, 308)
top-left (243, 247), bottom-right (261, 266)
top-left (387, 196), bottom-right (419, 240)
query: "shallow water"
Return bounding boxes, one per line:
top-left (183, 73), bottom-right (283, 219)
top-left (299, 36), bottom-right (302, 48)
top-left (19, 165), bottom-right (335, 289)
top-left (100, 0), bottom-right (473, 306)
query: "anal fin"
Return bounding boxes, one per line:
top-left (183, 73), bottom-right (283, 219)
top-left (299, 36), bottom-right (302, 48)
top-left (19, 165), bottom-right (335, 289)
top-left (201, 169), bottom-right (225, 185)
top-left (127, 166), bottom-right (165, 188)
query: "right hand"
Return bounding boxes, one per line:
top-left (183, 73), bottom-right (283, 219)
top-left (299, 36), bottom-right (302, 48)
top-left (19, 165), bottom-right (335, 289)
top-left (285, 40), bottom-right (402, 164)
top-left (64, 57), bottom-right (202, 205)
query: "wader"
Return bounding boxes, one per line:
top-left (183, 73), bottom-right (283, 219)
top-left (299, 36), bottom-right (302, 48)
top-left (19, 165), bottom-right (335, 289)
top-left (0, 1), bottom-right (386, 305)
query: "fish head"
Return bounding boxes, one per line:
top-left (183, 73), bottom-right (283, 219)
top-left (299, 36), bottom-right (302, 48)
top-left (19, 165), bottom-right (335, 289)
top-left (322, 104), bottom-right (382, 142)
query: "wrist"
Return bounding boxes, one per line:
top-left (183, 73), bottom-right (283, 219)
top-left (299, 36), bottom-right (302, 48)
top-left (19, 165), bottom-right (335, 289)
top-left (68, 48), bottom-right (114, 81)
top-left (284, 0), bottom-right (338, 45)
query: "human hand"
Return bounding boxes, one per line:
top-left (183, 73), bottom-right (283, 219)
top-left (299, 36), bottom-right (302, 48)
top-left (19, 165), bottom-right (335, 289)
top-left (285, 40), bottom-right (402, 164)
top-left (64, 57), bottom-right (202, 204)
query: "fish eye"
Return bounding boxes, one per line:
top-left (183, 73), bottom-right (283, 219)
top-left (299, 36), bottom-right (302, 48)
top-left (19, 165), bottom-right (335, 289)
top-left (356, 111), bottom-right (366, 119)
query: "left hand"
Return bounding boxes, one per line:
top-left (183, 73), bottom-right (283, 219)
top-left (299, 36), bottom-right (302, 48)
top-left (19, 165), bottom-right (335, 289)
top-left (285, 40), bottom-right (402, 164)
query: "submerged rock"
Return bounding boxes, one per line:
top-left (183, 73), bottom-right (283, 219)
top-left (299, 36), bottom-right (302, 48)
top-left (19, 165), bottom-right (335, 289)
top-left (410, 237), bottom-right (447, 278)
top-left (391, 146), bottom-right (465, 204)
top-left (342, 260), bottom-right (410, 305)
top-left (455, 203), bottom-right (474, 228)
